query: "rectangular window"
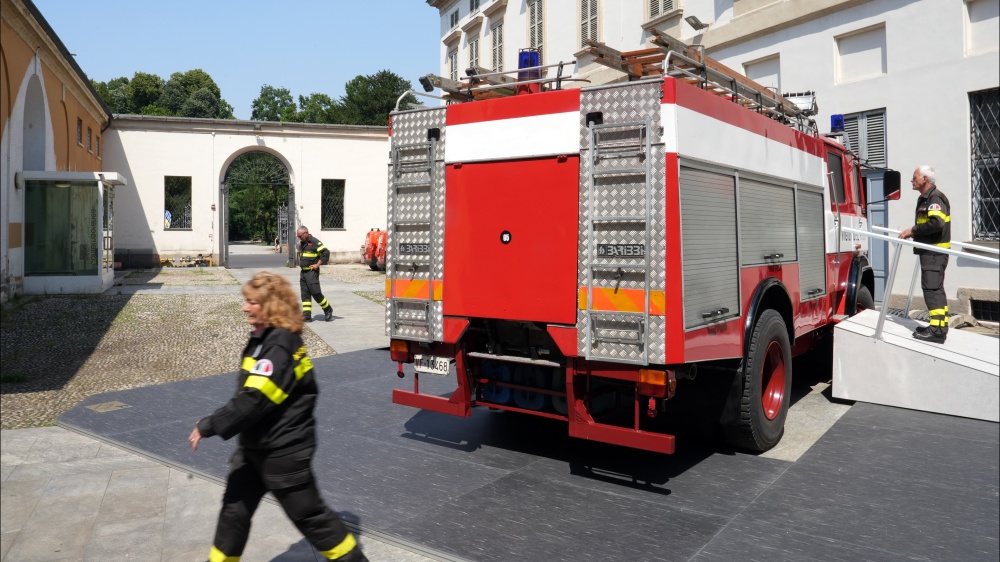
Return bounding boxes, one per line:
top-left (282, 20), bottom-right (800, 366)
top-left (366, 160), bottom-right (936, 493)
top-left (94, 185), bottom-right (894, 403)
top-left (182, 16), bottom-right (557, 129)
top-left (24, 179), bottom-right (101, 276)
top-left (96, 136), bottom-right (101, 159)
top-left (971, 88), bottom-right (999, 241)
top-left (87, 127), bottom-right (93, 152)
top-left (164, 176), bottom-right (192, 230)
top-left (827, 151), bottom-right (846, 204)
top-left (529, 0), bottom-right (543, 63)
top-left (649, 0), bottom-right (674, 19)
top-left (492, 21), bottom-right (504, 72)
top-left (450, 9), bottom-right (459, 29)
top-left (470, 0), bottom-right (480, 12)
top-left (835, 24), bottom-right (887, 84)
top-left (581, 0), bottom-right (598, 47)
top-left (449, 49), bottom-right (459, 82)
top-left (743, 55), bottom-right (781, 97)
top-left (321, 179), bottom-right (346, 229)
top-left (76, 118), bottom-right (83, 145)
top-left (469, 37), bottom-right (480, 70)
top-left (967, 0), bottom-right (1000, 55)
top-left (842, 109), bottom-right (886, 168)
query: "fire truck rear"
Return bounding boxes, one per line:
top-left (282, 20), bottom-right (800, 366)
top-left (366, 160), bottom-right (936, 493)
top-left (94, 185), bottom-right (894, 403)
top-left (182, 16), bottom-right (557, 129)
top-left (384, 43), bottom-right (894, 454)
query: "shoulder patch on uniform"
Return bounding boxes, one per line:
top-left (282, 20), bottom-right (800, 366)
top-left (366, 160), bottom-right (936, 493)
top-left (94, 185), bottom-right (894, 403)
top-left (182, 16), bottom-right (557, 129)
top-left (929, 203), bottom-right (941, 211)
top-left (250, 359), bottom-right (274, 376)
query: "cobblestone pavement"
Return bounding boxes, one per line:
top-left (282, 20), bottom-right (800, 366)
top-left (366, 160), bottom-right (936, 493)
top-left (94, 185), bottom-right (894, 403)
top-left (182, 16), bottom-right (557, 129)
top-left (0, 268), bottom-right (335, 430)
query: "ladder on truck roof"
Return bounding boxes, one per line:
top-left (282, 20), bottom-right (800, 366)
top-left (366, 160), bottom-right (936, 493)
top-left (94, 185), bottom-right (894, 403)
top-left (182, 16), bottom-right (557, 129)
top-left (581, 32), bottom-right (817, 133)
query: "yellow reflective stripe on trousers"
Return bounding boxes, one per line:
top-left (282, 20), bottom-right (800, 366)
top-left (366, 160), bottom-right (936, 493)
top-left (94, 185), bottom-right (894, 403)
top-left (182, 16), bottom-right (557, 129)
top-left (241, 357), bottom-right (256, 371)
top-left (244, 374), bottom-right (289, 404)
top-left (930, 319), bottom-right (949, 326)
top-left (928, 308), bottom-right (948, 317)
top-left (319, 533), bottom-right (357, 560)
top-left (927, 210), bottom-right (950, 221)
top-left (209, 545), bottom-right (240, 562)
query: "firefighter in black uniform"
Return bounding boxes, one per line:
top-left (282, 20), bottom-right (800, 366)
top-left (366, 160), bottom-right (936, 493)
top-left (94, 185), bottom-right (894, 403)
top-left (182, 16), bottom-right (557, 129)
top-left (297, 226), bottom-right (333, 322)
top-left (899, 165), bottom-right (951, 344)
top-left (189, 271), bottom-right (368, 562)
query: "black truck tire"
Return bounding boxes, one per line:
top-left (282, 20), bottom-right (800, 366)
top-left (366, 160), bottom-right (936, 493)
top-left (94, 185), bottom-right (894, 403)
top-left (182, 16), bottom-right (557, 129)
top-left (855, 285), bottom-right (875, 313)
top-left (724, 309), bottom-right (792, 452)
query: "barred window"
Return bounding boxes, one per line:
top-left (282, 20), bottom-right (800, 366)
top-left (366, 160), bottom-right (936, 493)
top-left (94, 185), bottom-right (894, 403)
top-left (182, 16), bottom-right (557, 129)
top-left (76, 118), bottom-right (83, 145)
top-left (842, 109), bottom-right (886, 168)
top-left (164, 176), bottom-right (192, 230)
top-left (87, 127), bottom-right (93, 152)
top-left (321, 179), bottom-right (345, 230)
top-left (581, 0), bottom-right (598, 47)
top-left (528, 0), bottom-right (543, 63)
top-left (469, 37), bottom-right (480, 70)
top-left (492, 21), bottom-right (504, 72)
top-left (971, 88), bottom-right (999, 241)
top-left (470, 0), bottom-right (480, 12)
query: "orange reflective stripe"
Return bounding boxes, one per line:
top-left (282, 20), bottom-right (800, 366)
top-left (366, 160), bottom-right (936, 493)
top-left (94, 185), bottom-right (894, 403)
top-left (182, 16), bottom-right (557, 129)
top-left (578, 287), bottom-right (665, 315)
top-left (388, 279), bottom-right (443, 301)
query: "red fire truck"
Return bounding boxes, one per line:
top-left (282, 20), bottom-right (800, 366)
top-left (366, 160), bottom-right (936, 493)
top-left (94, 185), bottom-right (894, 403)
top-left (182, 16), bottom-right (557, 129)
top-left (361, 228), bottom-right (387, 271)
top-left (384, 42), bottom-right (898, 454)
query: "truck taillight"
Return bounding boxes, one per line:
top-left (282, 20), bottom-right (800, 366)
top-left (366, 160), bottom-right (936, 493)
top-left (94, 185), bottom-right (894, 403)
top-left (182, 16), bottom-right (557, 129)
top-left (390, 340), bottom-right (412, 363)
top-left (638, 369), bottom-right (676, 398)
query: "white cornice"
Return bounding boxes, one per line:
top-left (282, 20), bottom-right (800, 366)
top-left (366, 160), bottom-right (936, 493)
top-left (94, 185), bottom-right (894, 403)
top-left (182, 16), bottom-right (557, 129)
top-left (482, 0), bottom-right (508, 19)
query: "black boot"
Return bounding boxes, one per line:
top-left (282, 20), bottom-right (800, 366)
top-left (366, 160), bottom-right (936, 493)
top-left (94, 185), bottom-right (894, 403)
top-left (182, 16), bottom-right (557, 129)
top-left (324, 307), bottom-right (334, 322)
top-left (914, 325), bottom-right (929, 333)
top-left (303, 312), bottom-right (312, 323)
top-left (913, 327), bottom-right (946, 344)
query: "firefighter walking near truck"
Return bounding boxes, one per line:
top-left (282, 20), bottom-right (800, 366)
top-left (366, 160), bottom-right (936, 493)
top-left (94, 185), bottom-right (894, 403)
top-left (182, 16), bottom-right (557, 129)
top-left (297, 226), bottom-right (334, 322)
top-left (899, 165), bottom-right (952, 344)
top-left (189, 271), bottom-right (368, 562)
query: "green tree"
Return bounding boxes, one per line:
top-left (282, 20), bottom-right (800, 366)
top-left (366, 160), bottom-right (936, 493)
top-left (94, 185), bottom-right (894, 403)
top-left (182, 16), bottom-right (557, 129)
top-left (92, 77), bottom-right (131, 113)
top-left (296, 93), bottom-right (342, 124)
top-left (180, 88), bottom-right (219, 118)
top-left (340, 70), bottom-right (416, 126)
top-left (225, 152), bottom-right (289, 241)
top-left (127, 72), bottom-right (163, 112)
top-left (251, 85), bottom-right (297, 122)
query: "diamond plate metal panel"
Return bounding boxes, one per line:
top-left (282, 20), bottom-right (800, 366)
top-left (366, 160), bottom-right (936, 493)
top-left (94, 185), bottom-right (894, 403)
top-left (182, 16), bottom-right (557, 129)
top-left (580, 82), bottom-right (663, 148)
top-left (386, 107), bottom-right (446, 341)
top-left (578, 83), bottom-right (667, 364)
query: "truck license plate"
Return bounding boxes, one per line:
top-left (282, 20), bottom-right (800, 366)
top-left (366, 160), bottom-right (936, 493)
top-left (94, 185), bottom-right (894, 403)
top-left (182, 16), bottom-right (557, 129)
top-left (413, 354), bottom-right (451, 376)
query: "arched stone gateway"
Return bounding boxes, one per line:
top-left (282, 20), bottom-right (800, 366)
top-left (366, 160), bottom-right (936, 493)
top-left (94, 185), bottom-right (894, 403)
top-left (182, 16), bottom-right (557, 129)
top-left (219, 150), bottom-right (293, 268)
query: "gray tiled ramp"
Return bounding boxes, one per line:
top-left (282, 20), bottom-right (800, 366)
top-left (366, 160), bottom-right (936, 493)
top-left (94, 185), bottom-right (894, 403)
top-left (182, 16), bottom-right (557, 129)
top-left (58, 350), bottom-right (999, 562)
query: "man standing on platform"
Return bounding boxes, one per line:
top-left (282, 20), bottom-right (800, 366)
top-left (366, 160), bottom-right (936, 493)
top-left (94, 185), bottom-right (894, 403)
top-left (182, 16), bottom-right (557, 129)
top-left (297, 226), bottom-right (333, 322)
top-left (898, 165), bottom-right (951, 344)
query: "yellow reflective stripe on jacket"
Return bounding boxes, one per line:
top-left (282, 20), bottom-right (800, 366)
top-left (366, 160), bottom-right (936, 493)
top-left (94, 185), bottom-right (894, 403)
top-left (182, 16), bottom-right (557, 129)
top-left (934, 242), bottom-right (951, 248)
top-left (241, 357), bottom-right (256, 371)
top-left (316, 244), bottom-right (327, 252)
top-left (301, 251), bottom-right (319, 258)
top-left (244, 375), bottom-right (289, 404)
top-left (294, 356), bottom-right (313, 380)
top-left (927, 210), bottom-right (950, 221)
top-left (319, 533), bottom-right (357, 560)
top-left (209, 545), bottom-right (240, 562)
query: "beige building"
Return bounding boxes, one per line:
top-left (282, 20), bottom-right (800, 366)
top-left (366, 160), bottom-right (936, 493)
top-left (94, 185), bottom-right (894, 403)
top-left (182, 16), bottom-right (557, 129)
top-left (426, 0), bottom-right (999, 321)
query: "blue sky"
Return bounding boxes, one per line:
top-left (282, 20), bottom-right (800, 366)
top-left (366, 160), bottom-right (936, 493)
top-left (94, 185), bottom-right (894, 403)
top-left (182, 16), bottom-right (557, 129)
top-left (31, 0), bottom-right (442, 119)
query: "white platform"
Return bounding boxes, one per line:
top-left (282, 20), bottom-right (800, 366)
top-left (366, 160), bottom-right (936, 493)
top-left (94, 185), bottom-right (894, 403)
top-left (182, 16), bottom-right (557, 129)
top-left (832, 309), bottom-right (999, 422)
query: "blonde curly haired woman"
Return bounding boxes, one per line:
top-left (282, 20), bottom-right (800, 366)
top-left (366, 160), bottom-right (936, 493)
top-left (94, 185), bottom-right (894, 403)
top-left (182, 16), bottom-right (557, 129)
top-left (189, 271), bottom-right (367, 562)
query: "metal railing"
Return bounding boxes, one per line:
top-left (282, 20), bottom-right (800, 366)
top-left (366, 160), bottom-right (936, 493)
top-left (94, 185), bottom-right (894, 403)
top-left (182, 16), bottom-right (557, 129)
top-left (842, 226), bottom-right (999, 340)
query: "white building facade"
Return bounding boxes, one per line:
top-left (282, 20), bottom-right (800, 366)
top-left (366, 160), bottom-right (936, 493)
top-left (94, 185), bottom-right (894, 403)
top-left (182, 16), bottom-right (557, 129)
top-left (426, 0), bottom-right (999, 317)
top-left (104, 116), bottom-right (389, 267)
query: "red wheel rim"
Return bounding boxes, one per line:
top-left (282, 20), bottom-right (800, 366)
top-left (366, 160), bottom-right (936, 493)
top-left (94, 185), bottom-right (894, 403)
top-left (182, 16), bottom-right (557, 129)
top-left (760, 340), bottom-right (786, 421)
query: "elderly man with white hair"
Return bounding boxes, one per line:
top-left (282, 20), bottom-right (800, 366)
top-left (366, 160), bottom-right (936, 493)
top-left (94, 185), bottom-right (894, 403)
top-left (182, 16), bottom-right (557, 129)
top-left (898, 165), bottom-right (951, 344)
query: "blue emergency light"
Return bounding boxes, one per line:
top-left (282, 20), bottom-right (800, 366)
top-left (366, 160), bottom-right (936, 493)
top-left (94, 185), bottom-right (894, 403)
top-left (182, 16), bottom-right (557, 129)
top-left (830, 114), bottom-right (845, 133)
